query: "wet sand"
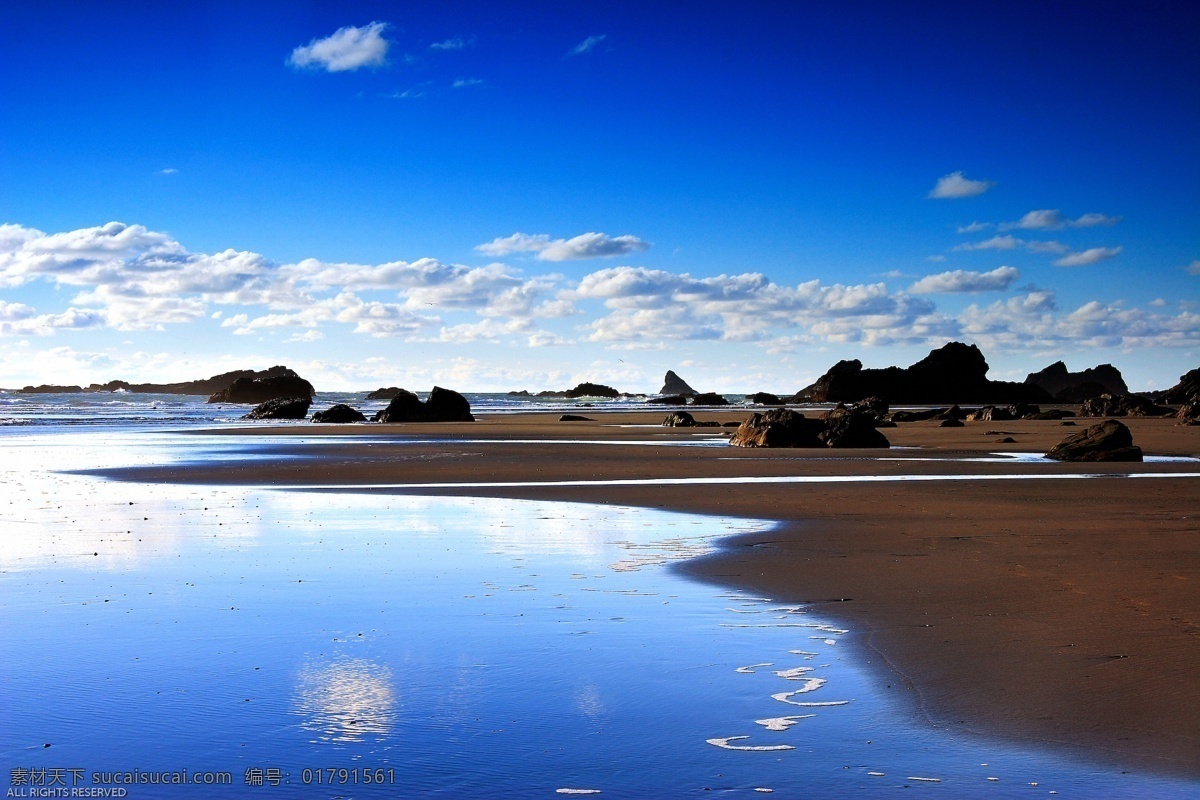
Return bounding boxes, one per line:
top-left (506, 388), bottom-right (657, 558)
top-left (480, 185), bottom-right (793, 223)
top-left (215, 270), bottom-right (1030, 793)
top-left (102, 411), bottom-right (1200, 777)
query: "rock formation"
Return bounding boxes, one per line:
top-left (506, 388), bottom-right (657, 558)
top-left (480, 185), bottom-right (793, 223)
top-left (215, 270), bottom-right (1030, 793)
top-left (659, 370), bottom-right (697, 396)
top-left (17, 384), bottom-right (84, 393)
top-left (730, 405), bottom-right (889, 449)
top-left (647, 395), bottom-right (688, 405)
top-left (1078, 394), bottom-right (1173, 417)
top-left (690, 392), bottom-right (729, 406)
top-left (1046, 420), bottom-right (1143, 462)
top-left (311, 404), bottom-right (367, 423)
top-left (94, 366), bottom-right (306, 396)
top-left (747, 392), bottom-right (784, 405)
top-left (559, 414), bottom-right (594, 422)
top-left (794, 342), bottom-right (1051, 405)
top-left (1024, 361), bottom-right (1128, 401)
top-left (373, 387), bottom-right (474, 423)
top-left (1161, 368), bottom-right (1200, 404)
top-left (208, 373), bottom-right (315, 404)
top-left (366, 387), bottom-right (404, 400)
top-left (563, 382), bottom-right (619, 399)
top-left (242, 396), bottom-right (311, 420)
top-left (662, 411), bottom-right (696, 427)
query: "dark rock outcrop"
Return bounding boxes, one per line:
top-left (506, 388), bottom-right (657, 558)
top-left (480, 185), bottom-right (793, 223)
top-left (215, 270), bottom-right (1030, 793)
top-left (662, 411), bottom-right (696, 427)
top-left (1079, 394), bottom-right (1173, 417)
top-left (1162, 368), bottom-right (1200, 405)
top-left (374, 387), bottom-right (474, 423)
top-left (730, 406), bottom-right (889, 449)
top-left (1025, 361), bottom-right (1128, 401)
top-left (563, 382), bottom-right (619, 399)
top-left (311, 404), bottom-right (366, 424)
top-left (820, 405), bottom-right (892, 447)
top-left (1046, 420), bottom-right (1143, 462)
top-left (647, 395), bottom-right (688, 405)
top-left (690, 392), bottom-right (729, 406)
top-left (17, 384), bottom-right (84, 394)
top-left (660, 370), bottom-right (697, 396)
top-left (748, 392), bottom-right (784, 405)
top-left (967, 405), bottom-right (1016, 422)
top-left (1177, 401), bottom-right (1200, 425)
top-left (994, 437), bottom-right (1017, 444)
top-left (243, 396), bottom-right (311, 420)
top-left (209, 373), bottom-right (315, 404)
top-left (794, 342), bottom-right (1051, 405)
top-left (367, 387), bottom-right (405, 400)
top-left (559, 414), bottom-right (594, 422)
top-left (937, 404), bottom-right (968, 421)
top-left (939, 418), bottom-right (965, 428)
top-left (1027, 409), bottom-right (1075, 420)
top-left (102, 366), bottom-right (304, 396)
top-left (889, 407), bottom-right (945, 423)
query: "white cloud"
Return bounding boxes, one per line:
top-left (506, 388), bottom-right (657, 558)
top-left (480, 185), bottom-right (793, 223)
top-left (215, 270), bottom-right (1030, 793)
top-left (475, 231), bottom-right (650, 261)
top-left (452, 77), bottom-right (485, 88)
top-left (1001, 209), bottom-right (1122, 230)
top-left (0, 307), bottom-right (106, 337)
top-left (1054, 246), bottom-right (1123, 267)
top-left (909, 266), bottom-right (1020, 294)
top-left (1025, 240), bottom-right (1070, 254)
top-left (285, 329), bottom-right (325, 343)
top-left (954, 234), bottom-right (1022, 251)
top-left (927, 171), bottom-right (994, 199)
top-left (569, 35), bottom-right (607, 56)
top-left (430, 36), bottom-right (471, 51)
top-left (1186, 260), bottom-right (1200, 276)
top-left (288, 22), bottom-right (390, 73)
top-left (158, 168), bottom-right (178, 176)
top-left (957, 221), bottom-right (992, 233)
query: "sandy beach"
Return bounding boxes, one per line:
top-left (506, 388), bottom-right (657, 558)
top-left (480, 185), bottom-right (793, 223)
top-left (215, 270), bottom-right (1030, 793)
top-left (102, 411), bottom-right (1200, 778)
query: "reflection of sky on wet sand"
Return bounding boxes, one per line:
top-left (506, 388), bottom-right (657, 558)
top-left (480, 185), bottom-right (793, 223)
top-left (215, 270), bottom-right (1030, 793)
top-left (294, 656), bottom-right (397, 742)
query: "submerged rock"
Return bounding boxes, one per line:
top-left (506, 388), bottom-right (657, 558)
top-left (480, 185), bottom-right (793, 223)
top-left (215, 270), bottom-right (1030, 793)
top-left (648, 394), bottom-right (689, 405)
top-left (1046, 420), bottom-right (1143, 462)
top-left (747, 392), bottom-right (784, 405)
top-left (366, 387), bottom-right (405, 400)
top-left (563, 382), bottom-right (620, 399)
top-left (690, 392), bottom-right (729, 406)
top-left (311, 404), bottom-right (367, 423)
top-left (243, 396), bottom-right (311, 420)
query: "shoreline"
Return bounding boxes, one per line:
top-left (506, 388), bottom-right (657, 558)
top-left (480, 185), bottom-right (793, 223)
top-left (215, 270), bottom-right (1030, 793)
top-left (91, 411), bottom-right (1200, 778)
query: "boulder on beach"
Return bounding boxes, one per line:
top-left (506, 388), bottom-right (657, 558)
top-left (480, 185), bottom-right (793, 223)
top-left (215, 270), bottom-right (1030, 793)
top-left (1046, 419), bottom-right (1143, 462)
top-left (1177, 401), bottom-right (1200, 425)
top-left (366, 387), bottom-right (405, 400)
top-left (889, 407), bottom-right (945, 423)
top-left (793, 342), bottom-right (1051, 405)
top-left (730, 408), bottom-right (825, 448)
top-left (1079, 393), bottom-right (1173, 418)
top-left (374, 387), bottom-right (474, 423)
top-left (662, 411), bottom-right (696, 427)
top-left (1025, 361), bottom-right (1128, 401)
top-left (967, 405), bottom-right (1016, 422)
top-left (820, 405), bottom-right (892, 447)
top-left (311, 404), bottom-right (367, 424)
top-left (690, 392), bottom-right (729, 406)
top-left (939, 418), bottom-right (965, 428)
top-left (559, 414), bottom-right (594, 422)
top-left (660, 370), bottom-right (697, 396)
top-left (209, 373), bottom-right (315, 404)
top-left (242, 396), bottom-right (311, 420)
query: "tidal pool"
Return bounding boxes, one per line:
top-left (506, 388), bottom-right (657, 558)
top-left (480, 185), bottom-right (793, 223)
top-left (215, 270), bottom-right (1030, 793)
top-left (1, 431), bottom-right (1195, 798)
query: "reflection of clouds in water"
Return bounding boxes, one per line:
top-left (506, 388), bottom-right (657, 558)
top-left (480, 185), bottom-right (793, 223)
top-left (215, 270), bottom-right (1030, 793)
top-left (575, 683), bottom-right (604, 718)
top-left (294, 656), bottom-right (396, 742)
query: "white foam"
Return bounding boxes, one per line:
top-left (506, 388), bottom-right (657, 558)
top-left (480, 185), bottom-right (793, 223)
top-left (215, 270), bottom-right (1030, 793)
top-left (556, 790), bottom-right (602, 795)
top-left (773, 666), bottom-right (815, 680)
top-left (907, 776), bottom-right (941, 782)
top-left (706, 736), bottom-right (796, 752)
top-left (772, 679), bottom-right (826, 703)
top-left (754, 714), bottom-right (815, 731)
top-left (735, 663), bottom-right (774, 674)
top-left (867, 772), bottom-right (885, 777)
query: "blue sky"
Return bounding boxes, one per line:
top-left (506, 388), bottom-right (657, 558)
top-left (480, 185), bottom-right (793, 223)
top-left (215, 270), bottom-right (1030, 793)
top-left (1, 1), bottom-right (1197, 392)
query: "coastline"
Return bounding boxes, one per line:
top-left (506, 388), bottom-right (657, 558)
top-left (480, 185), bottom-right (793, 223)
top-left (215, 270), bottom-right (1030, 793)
top-left (92, 411), bottom-right (1200, 778)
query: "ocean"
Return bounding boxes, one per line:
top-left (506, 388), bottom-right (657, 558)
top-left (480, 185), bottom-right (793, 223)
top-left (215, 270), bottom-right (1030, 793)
top-left (1, 407), bottom-right (1195, 798)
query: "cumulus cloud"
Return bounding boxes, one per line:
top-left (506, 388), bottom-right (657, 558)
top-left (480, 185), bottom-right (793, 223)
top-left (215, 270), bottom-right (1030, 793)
top-left (927, 171), bottom-right (994, 199)
top-left (1054, 246), bottom-right (1123, 267)
top-left (957, 221), bottom-right (992, 233)
top-left (158, 168), bottom-right (178, 176)
top-left (569, 35), bottom-right (607, 56)
top-left (1002, 209), bottom-right (1122, 230)
top-left (1186, 260), bottom-right (1200, 276)
top-left (288, 22), bottom-right (390, 72)
top-left (909, 266), bottom-right (1020, 294)
top-left (475, 231), bottom-right (650, 261)
top-left (954, 234), bottom-right (1022, 251)
top-left (452, 77), bottom-right (485, 88)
